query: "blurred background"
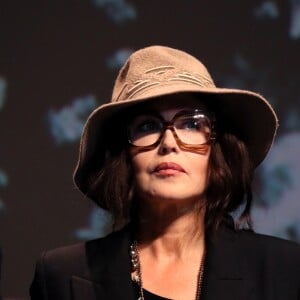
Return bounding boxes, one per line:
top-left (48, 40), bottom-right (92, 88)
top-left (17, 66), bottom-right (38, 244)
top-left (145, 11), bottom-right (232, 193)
top-left (1, 0), bottom-right (300, 298)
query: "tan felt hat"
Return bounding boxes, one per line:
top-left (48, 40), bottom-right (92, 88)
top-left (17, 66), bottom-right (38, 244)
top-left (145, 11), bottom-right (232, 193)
top-left (73, 45), bottom-right (279, 196)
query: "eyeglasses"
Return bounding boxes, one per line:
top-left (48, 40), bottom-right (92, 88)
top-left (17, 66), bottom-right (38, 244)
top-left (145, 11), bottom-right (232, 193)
top-left (128, 109), bottom-right (215, 152)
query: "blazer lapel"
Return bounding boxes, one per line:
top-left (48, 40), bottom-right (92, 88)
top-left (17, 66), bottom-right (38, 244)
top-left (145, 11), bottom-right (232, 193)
top-left (71, 227), bottom-right (136, 300)
top-left (202, 225), bottom-right (254, 300)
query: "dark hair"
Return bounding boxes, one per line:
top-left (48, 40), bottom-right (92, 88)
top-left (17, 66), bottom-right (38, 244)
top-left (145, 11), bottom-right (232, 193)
top-left (86, 107), bottom-right (254, 232)
top-left (205, 133), bottom-right (254, 231)
top-left (86, 116), bottom-right (133, 227)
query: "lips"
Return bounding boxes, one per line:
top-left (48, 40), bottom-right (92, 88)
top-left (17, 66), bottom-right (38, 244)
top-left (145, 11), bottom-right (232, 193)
top-left (153, 162), bottom-right (186, 175)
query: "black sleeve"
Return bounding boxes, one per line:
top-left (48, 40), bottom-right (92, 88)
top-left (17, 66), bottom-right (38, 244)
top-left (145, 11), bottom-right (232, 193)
top-left (30, 252), bottom-right (48, 300)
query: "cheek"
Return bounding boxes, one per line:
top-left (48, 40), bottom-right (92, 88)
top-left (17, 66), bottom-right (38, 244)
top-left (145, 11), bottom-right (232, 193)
top-left (195, 161), bottom-right (209, 182)
top-left (130, 152), bottom-right (151, 182)
top-left (130, 155), bottom-right (153, 198)
top-left (131, 155), bottom-right (145, 174)
top-left (190, 152), bottom-right (210, 186)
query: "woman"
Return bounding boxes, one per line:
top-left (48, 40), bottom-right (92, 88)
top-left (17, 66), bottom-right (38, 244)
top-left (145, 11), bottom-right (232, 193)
top-left (30, 46), bottom-right (300, 300)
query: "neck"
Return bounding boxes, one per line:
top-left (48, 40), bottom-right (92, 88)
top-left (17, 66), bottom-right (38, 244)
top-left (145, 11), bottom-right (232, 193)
top-left (134, 200), bottom-right (205, 259)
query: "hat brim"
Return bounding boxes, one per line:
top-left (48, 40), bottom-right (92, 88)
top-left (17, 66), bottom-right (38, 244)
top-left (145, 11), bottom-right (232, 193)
top-left (74, 84), bottom-right (278, 197)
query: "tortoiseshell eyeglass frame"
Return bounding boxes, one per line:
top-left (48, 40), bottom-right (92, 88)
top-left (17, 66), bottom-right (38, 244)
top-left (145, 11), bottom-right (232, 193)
top-left (128, 109), bottom-right (216, 155)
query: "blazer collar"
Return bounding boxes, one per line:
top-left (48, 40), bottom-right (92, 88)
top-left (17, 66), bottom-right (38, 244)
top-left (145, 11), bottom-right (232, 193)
top-left (71, 222), bottom-right (253, 300)
top-left (69, 226), bottom-right (135, 300)
top-left (82, 226), bottom-right (136, 299)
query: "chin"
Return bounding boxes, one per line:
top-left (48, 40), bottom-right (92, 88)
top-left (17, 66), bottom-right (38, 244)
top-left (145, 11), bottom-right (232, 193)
top-left (148, 189), bottom-right (203, 203)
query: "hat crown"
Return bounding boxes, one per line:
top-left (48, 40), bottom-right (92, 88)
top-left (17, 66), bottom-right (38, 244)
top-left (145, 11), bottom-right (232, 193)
top-left (111, 45), bottom-right (215, 103)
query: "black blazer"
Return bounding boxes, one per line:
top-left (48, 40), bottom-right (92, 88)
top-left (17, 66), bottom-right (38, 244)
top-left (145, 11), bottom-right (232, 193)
top-left (30, 223), bottom-right (300, 300)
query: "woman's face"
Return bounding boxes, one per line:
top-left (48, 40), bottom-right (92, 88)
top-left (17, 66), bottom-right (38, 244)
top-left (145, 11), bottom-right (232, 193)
top-left (129, 95), bottom-right (212, 208)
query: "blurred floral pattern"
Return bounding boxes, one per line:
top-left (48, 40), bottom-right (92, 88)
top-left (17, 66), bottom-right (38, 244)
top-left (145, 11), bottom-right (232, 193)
top-left (253, 132), bottom-right (300, 241)
top-left (254, 1), bottom-right (279, 19)
top-left (75, 208), bottom-right (113, 240)
top-left (106, 48), bottom-right (133, 69)
top-left (91, 0), bottom-right (137, 24)
top-left (0, 77), bottom-right (7, 110)
top-left (0, 169), bottom-right (8, 213)
top-left (290, 0), bottom-right (300, 38)
top-left (0, 77), bottom-right (7, 213)
top-left (48, 95), bottom-right (98, 144)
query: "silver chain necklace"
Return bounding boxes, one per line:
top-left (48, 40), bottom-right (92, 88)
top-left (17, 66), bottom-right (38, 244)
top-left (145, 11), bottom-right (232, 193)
top-left (130, 241), bottom-right (206, 300)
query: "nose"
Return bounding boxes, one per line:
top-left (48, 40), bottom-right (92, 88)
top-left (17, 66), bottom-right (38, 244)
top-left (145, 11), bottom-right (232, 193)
top-left (158, 128), bottom-right (179, 154)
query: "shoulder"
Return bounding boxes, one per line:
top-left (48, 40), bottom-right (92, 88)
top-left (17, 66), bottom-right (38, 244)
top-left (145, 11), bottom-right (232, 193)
top-left (36, 242), bottom-right (86, 277)
top-left (30, 227), bottom-right (132, 299)
top-left (237, 229), bottom-right (300, 254)
top-left (236, 229), bottom-right (300, 275)
top-left (37, 226), bottom-right (130, 277)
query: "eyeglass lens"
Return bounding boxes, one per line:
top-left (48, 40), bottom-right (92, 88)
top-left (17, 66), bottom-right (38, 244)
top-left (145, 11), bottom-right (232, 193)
top-left (128, 110), bottom-right (212, 147)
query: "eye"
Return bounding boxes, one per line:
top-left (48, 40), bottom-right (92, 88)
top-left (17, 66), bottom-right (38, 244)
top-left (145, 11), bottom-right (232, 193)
top-left (176, 116), bottom-right (206, 131)
top-left (138, 120), bottom-right (160, 133)
top-left (130, 115), bottom-right (161, 134)
top-left (185, 118), bottom-right (202, 130)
